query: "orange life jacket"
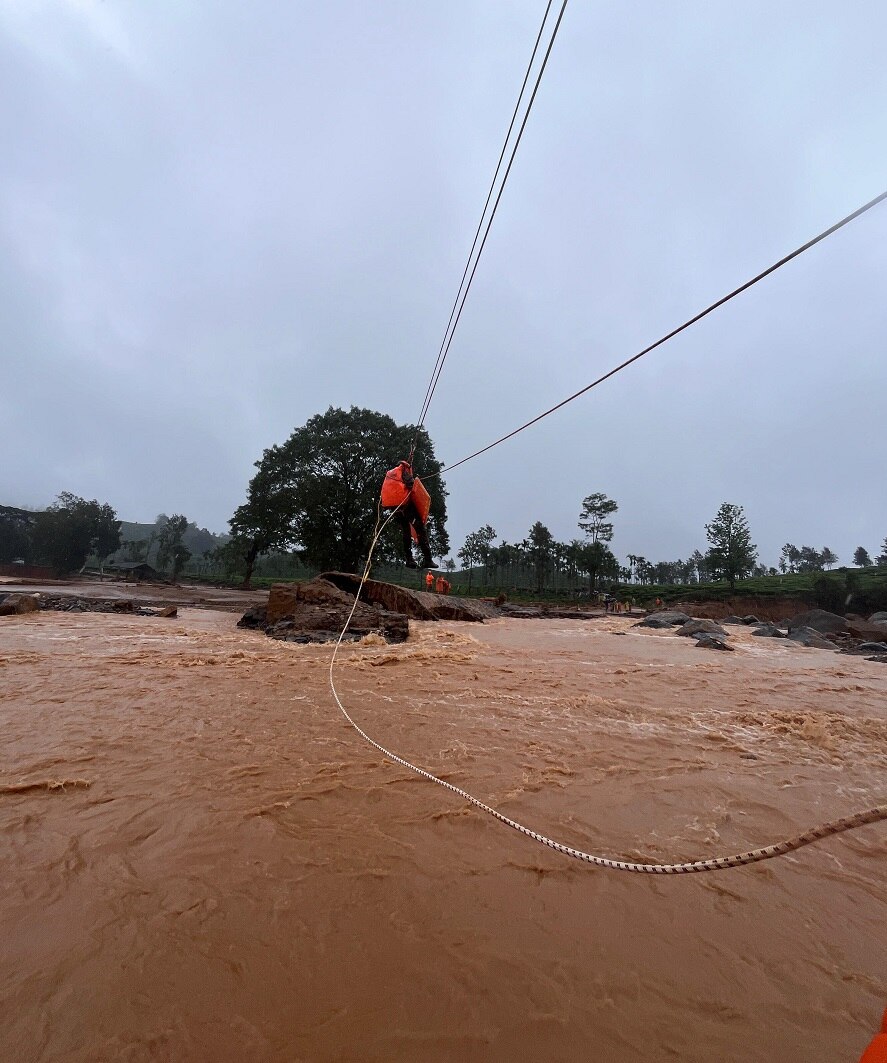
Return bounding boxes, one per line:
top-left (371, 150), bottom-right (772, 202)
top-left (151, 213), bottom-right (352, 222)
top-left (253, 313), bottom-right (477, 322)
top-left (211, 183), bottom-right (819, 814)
top-left (859, 1008), bottom-right (887, 1063)
top-left (425, 572), bottom-right (435, 588)
top-left (435, 576), bottom-right (450, 594)
top-left (381, 463), bottom-right (413, 508)
top-left (381, 463), bottom-right (432, 540)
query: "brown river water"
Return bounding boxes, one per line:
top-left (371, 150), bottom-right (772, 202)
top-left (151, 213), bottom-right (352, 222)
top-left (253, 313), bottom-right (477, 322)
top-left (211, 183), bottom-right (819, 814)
top-left (1, 609), bottom-right (885, 1062)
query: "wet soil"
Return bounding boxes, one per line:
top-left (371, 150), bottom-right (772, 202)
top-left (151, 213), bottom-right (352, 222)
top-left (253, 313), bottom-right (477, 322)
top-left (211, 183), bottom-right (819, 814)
top-left (1, 610), bottom-right (885, 1062)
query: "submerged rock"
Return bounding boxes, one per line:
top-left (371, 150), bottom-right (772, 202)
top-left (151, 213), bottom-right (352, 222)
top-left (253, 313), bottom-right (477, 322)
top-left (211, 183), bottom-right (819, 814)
top-left (787, 626), bottom-right (836, 650)
top-left (695, 633), bottom-right (734, 651)
top-left (752, 624), bottom-right (787, 638)
top-left (676, 619), bottom-right (727, 638)
top-left (786, 609), bottom-right (848, 635)
top-left (846, 618), bottom-right (887, 644)
top-left (0, 593), bottom-right (40, 616)
top-left (245, 577), bottom-right (426, 645)
top-left (637, 611), bottom-right (691, 629)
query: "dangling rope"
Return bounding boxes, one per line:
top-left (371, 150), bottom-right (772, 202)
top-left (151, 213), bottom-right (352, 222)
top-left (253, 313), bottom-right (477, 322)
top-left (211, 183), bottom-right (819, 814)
top-left (323, 14), bottom-right (887, 874)
top-left (327, 530), bottom-right (886, 873)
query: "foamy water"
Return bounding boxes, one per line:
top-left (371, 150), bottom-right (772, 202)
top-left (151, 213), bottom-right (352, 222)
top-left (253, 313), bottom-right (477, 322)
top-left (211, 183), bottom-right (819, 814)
top-left (1, 610), bottom-right (885, 1061)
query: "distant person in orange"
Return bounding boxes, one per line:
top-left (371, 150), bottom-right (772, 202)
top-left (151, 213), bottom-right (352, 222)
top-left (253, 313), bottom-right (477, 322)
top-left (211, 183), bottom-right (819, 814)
top-left (380, 460), bottom-right (433, 569)
top-left (425, 571), bottom-right (435, 591)
top-left (435, 575), bottom-right (450, 595)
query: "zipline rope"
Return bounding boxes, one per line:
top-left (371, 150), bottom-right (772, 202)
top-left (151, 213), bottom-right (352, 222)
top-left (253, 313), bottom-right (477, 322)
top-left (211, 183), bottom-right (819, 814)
top-left (324, 18), bottom-right (887, 874)
top-left (327, 544), bottom-right (887, 873)
top-left (413, 0), bottom-right (555, 437)
top-left (428, 187), bottom-right (887, 477)
top-left (413, 0), bottom-right (569, 446)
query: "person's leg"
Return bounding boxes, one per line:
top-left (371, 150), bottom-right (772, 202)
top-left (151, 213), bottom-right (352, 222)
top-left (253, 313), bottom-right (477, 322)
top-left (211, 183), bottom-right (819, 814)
top-left (413, 514), bottom-right (434, 569)
top-left (398, 510), bottom-right (416, 566)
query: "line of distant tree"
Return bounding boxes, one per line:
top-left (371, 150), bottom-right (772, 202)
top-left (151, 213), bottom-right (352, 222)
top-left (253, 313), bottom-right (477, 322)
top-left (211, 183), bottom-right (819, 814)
top-left (454, 505), bottom-right (887, 596)
top-left (0, 496), bottom-right (227, 581)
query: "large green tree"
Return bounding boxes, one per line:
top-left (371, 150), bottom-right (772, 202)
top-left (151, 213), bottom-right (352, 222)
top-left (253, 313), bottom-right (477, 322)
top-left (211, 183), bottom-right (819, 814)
top-left (232, 407), bottom-right (449, 574)
top-left (32, 493), bottom-right (122, 575)
top-left (0, 505), bottom-right (36, 563)
top-left (457, 524), bottom-right (496, 592)
top-left (523, 521), bottom-right (555, 594)
top-left (156, 514), bottom-right (192, 582)
top-left (576, 540), bottom-right (618, 593)
top-left (578, 493), bottom-right (618, 544)
top-left (704, 502), bottom-right (757, 591)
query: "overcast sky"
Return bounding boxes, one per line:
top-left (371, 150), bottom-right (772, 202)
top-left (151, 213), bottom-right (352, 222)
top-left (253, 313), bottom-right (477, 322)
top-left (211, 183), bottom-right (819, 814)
top-left (2, 1), bottom-right (885, 568)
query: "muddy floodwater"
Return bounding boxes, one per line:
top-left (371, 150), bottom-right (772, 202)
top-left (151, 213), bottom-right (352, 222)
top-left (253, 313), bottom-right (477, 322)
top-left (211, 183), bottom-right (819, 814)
top-left (1, 609), bottom-right (885, 1061)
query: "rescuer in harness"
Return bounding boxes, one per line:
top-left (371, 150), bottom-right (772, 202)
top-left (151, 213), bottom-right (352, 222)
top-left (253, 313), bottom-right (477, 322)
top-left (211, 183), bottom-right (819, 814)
top-left (381, 460), bottom-right (434, 569)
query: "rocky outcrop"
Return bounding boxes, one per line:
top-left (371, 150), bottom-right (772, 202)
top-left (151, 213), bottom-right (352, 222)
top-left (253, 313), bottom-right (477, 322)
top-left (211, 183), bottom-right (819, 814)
top-left (676, 619), bottom-right (727, 638)
top-left (34, 596), bottom-right (179, 618)
top-left (787, 626), bottom-right (836, 649)
top-left (0, 593), bottom-right (40, 616)
top-left (319, 572), bottom-right (496, 622)
top-left (846, 618), bottom-right (887, 644)
top-left (695, 633), bottom-right (734, 651)
top-left (752, 623), bottom-right (787, 638)
top-left (636, 611), bottom-right (691, 629)
top-left (267, 579), bottom-right (356, 625)
top-left (246, 577), bottom-right (416, 645)
top-left (786, 609), bottom-right (849, 635)
top-left (840, 641), bottom-right (887, 656)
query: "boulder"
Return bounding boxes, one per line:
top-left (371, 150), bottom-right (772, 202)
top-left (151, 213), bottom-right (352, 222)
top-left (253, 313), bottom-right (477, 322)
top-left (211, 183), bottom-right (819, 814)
top-left (721, 615), bottom-right (746, 625)
top-left (267, 579), bottom-right (355, 625)
top-left (237, 606), bottom-right (268, 630)
top-left (786, 609), bottom-right (848, 635)
top-left (741, 615), bottom-right (763, 625)
top-left (752, 624), bottom-right (787, 638)
top-left (869, 612), bottom-right (887, 624)
top-left (787, 626), bottom-right (837, 650)
top-left (320, 572), bottom-right (496, 622)
top-left (637, 611), bottom-right (691, 629)
top-left (846, 619), bottom-right (887, 644)
top-left (256, 578), bottom-right (419, 645)
top-left (0, 593), bottom-right (40, 616)
top-left (676, 619), bottom-right (727, 638)
top-left (841, 642), bottom-right (887, 656)
top-left (695, 633), bottom-right (734, 651)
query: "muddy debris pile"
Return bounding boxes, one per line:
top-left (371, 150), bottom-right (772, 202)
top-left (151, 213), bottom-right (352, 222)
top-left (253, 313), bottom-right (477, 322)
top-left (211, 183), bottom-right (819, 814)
top-left (238, 577), bottom-right (410, 644)
top-left (0, 592), bottom-right (177, 619)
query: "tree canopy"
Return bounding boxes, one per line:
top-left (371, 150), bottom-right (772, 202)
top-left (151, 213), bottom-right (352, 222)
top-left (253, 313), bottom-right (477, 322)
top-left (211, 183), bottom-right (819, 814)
top-left (578, 493), bottom-right (618, 544)
top-left (156, 514), bottom-right (192, 582)
top-left (31, 493), bottom-right (121, 575)
top-left (705, 502), bottom-right (757, 590)
top-left (229, 406), bottom-right (449, 576)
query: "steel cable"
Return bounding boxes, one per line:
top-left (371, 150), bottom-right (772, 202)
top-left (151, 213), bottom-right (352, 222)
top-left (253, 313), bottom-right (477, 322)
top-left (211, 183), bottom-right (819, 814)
top-left (431, 187), bottom-right (887, 477)
top-left (413, 0), bottom-right (569, 445)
